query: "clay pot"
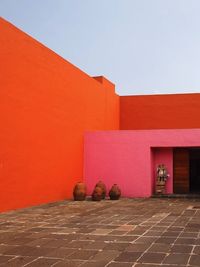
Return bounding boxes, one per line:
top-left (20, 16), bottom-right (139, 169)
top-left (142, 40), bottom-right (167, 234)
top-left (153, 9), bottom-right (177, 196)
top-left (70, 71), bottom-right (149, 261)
top-left (109, 184), bottom-right (121, 200)
top-left (92, 186), bottom-right (103, 201)
top-left (96, 180), bottom-right (106, 199)
top-left (73, 182), bottom-right (87, 201)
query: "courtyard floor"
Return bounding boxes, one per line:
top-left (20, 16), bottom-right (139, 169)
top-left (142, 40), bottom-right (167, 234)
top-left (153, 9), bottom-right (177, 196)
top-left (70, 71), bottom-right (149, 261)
top-left (0, 198), bottom-right (200, 267)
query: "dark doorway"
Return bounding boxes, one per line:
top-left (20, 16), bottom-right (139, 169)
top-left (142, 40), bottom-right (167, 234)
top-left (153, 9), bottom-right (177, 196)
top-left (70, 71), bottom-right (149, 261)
top-left (190, 149), bottom-right (200, 193)
top-left (173, 148), bottom-right (200, 194)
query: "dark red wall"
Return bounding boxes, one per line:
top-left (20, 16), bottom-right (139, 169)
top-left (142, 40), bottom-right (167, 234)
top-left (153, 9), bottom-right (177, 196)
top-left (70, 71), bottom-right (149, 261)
top-left (120, 93), bottom-right (200, 129)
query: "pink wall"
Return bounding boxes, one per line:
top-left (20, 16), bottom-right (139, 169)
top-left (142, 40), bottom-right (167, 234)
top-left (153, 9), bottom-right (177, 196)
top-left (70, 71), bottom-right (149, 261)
top-left (84, 129), bottom-right (200, 197)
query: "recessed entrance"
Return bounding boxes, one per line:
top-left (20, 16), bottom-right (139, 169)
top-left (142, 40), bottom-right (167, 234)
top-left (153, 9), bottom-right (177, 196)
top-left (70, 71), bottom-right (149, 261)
top-left (190, 149), bottom-right (200, 193)
top-left (173, 148), bottom-right (200, 194)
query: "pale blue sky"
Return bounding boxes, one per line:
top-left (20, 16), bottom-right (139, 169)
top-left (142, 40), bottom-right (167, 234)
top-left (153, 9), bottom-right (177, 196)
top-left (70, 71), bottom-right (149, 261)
top-left (1, 0), bottom-right (200, 95)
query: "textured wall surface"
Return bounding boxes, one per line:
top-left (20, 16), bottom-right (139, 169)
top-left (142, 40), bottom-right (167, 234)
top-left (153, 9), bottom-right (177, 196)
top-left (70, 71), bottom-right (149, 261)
top-left (0, 18), bottom-right (119, 212)
top-left (84, 129), bottom-right (200, 197)
top-left (120, 94), bottom-right (200, 130)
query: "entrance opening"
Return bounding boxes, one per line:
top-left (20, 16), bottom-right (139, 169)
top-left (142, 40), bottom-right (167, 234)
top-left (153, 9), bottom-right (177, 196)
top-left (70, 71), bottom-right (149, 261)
top-left (190, 149), bottom-right (200, 193)
top-left (173, 148), bottom-right (200, 194)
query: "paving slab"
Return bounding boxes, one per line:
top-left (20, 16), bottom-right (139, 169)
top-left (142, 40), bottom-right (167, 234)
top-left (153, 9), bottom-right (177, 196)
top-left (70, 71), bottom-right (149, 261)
top-left (0, 198), bottom-right (200, 266)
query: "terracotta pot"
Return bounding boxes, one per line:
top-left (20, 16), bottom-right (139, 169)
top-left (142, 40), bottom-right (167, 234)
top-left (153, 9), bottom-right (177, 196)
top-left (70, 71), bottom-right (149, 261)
top-left (73, 182), bottom-right (87, 201)
top-left (96, 180), bottom-right (106, 199)
top-left (109, 184), bottom-right (121, 200)
top-left (92, 186), bottom-right (103, 201)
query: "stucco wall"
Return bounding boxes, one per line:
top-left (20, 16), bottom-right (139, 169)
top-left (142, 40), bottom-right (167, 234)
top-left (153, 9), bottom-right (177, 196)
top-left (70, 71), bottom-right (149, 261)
top-left (84, 129), bottom-right (200, 197)
top-left (0, 18), bottom-right (119, 212)
top-left (120, 94), bottom-right (200, 130)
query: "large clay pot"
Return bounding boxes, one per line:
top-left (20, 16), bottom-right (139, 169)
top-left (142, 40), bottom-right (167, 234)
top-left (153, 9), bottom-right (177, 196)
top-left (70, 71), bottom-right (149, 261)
top-left (73, 182), bottom-right (87, 201)
top-left (96, 180), bottom-right (106, 199)
top-left (92, 186), bottom-right (103, 201)
top-left (109, 184), bottom-right (121, 200)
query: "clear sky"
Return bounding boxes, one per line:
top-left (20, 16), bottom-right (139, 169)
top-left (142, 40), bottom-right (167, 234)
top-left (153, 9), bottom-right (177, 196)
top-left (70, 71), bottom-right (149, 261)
top-left (1, 0), bottom-right (200, 95)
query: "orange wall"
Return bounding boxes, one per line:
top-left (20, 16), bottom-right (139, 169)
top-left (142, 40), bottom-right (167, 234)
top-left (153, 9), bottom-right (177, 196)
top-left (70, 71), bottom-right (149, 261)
top-left (0, 18), bottom-right (119, 212)
top-left (120, 94), bottom-right (200, 130)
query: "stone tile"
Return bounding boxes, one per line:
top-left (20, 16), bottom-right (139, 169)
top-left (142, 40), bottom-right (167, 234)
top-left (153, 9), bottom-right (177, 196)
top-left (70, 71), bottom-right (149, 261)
top-left (91, 250), bottom-right (120, 261)
top-left (94, 236), bottom-right (117, 242)
top-left (143, 230), bottom-right (163, 237)
top-left (3, 256), bottom-right (36, 267)
top-left (5, 245), bottom-right (54, 257)
top-left (147, 243), bottom-right (171, 253)
top-left (127, 227), bottom-right (149, 235)
top-left (104, 242), bottom-right (129, 251)
top-left (184, 228), bottom-right (199, 233)
top-left (24, 257), bottom-right (59, 266)
top-left (187, 223), bottom-right (200, 229)
top-left (26, 238), bottom-right (54, 247)
top-left (45, 239), bottom-right (73, 248)
top-left (189, 254), bottom-right (200, 266)
top-left (126, 243), bottom-right (150, 252)
top-left (195, 238), bottom-right (200, 245)
top-left (80, 261), bottom-right (109, 267)
top-left (65, 234), bottom-right (84, 241)
top-left (175, 237), bottom-right (196, 245)
top-left (0, 232), bottom-right (16, 242)
top-left (3, 237), bottom-right (34, 246)
top-left (27, 227), bottom-right (47, 233)
top-left (89, 224), bottom-right (118, 230)
top-left (0, 255), bottom-right (15, 264)
top-left (193, 245), bottom-right (200, 254)
top-left (106, 262), bottom-right (133, 267)
top-left (27, 232), bottom-right (51, 239)
top-left (108, 230), bottom-right (128, 235)
top-left (168, 226), bottom-right (184, 232)
top-left (76, 228), bottom-right (94, 234)
top-left (150, 226), bottom-right (168, 232)
top-left (50, 259), bottom-right (84, 267)
top-left (83, 241), bottom-right (107, 250)
top-left (0, 245), bottom-right (18, 254)
top-left (66, 240), bottom-right (93, 249)
top-left (115, 235), bottom-right (137, 242)
top-left (155, 237), bottom-right (176, 244)
top-left (161, 231), bottom-right (180, 237)
top-left (45, 248), bottom-right (77, 258)
top-left (135, 264), bottom-right (186, 267)
top-left (116, 225), bottom-right (135, 231)
top-left (79, 234), bottom-right (101, 241)
top-left (180, 231), bottom-right (199, 238)
top-left (163, 253), bottom-right (190, 265)
top-left (91, 229), bottom-right (113, 235)
top-left (138, 252), bottom-right (166, 263)
top-left (67, 250), bottom-right (98, 260)
top-left (170, 244), bottom-right (193, 253)
top-left (114, 251), bottom-right (142, 262)
top-left (134, 236), bottom-right (158, 243)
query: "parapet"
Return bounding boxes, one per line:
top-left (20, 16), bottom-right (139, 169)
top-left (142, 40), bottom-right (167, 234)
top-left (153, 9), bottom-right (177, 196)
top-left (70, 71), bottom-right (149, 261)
top-left (93, 76), bottom-right (115, 92)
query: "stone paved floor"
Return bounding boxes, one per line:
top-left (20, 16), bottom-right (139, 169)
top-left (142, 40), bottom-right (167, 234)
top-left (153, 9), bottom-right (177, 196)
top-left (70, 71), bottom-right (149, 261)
top-left (0, 198), bottom-right (200, 266)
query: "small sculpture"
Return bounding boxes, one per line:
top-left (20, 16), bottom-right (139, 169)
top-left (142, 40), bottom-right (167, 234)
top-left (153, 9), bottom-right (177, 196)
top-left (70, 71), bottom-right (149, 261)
top-left (109, 184), bottom-right (121, 200)
top-left (73, 182), bottom-right (87, 201)
top-left (95, 180), bottom-right (106, 199)
top-left (155, 164), bottom-right (169, 194)
top-left (157, 164), bottom-right (169, 182)
top-left (92, 186), bottom-right (103, 201)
